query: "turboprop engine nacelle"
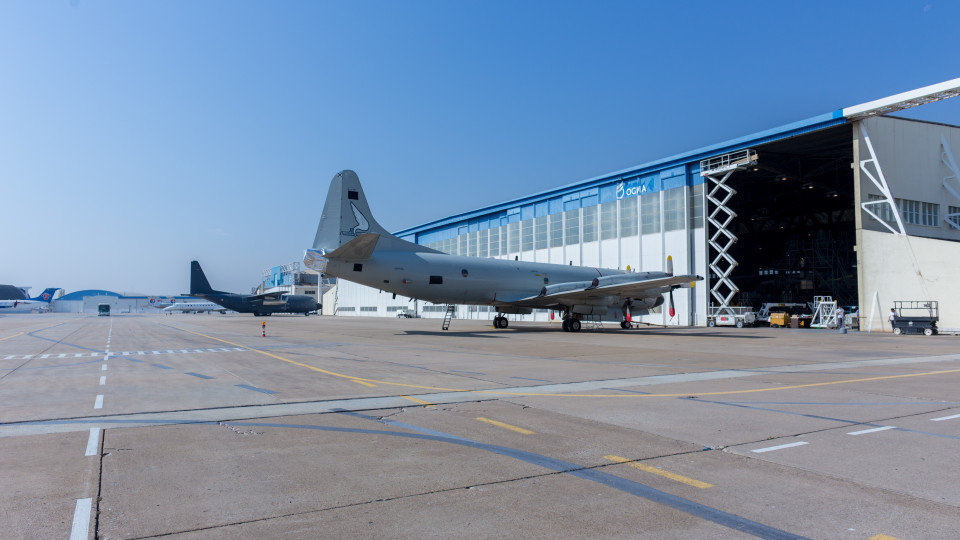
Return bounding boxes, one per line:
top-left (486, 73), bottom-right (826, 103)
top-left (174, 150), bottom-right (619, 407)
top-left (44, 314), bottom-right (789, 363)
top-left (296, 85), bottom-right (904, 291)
top-left (496, 306), bottom-right (534, 315)
top-left (641, 295), bottom-right (665, 309)
top-left (539, 280), bottom-right (596, 297)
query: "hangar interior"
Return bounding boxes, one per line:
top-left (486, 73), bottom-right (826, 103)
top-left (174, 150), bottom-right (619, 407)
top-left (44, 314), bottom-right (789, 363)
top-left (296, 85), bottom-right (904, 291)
top-left (714, 124), bottom-right (858, 308)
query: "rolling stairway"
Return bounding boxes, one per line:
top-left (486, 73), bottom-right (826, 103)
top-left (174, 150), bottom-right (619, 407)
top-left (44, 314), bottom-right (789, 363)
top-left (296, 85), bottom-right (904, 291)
top-left (442, 305), bottom-right (455, 330)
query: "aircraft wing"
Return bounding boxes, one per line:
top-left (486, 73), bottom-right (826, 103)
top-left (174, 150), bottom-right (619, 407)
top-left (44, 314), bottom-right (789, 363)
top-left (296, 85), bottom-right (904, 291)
top-left (248, 292), bottom-right (286, 301)
top-left (514, 274), bottom-right (701, 309)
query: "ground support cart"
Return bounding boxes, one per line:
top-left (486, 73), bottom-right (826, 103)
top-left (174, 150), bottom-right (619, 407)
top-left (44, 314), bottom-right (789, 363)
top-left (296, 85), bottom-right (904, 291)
top-left (707, 306), bottom-right (756, 328)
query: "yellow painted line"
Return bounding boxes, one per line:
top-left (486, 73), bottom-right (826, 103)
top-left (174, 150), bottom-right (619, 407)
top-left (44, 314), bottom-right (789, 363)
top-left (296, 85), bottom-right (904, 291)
top-left (0, 332), bottom-right (24, 342)
top-left (401, 395), bottom-right (433, 405)
top-left (475, 417), bottom-right (535, 435)
top-left (870, 535), bottom-right (901, 540)
top-left (165, 324), bottom-right (960, 399)
top-left (605, 455), bottom-right (712, 489)
top-left (351, 379), bottom-right (377, 388)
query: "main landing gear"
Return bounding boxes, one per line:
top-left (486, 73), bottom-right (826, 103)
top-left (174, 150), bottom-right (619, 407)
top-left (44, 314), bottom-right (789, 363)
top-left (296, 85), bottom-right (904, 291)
top-left (561, 317), bottom-right (581, 332)
top-left (493, 315), bottom-right (509, 329)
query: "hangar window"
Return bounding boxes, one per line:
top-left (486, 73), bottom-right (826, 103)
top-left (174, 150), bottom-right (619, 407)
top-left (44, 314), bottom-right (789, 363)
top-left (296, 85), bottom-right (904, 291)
top-left (479, 229), bottom-right (488, 257)
top-left (360, 306), bottom-right (377, 312)
top-left (663, 188), bottom-right (685, 231)
top-left (582, 205), bottom-right (598, 242)
top-left (535, 216), bottom-right (548, 249)
top-left (339, 306), bottom-right (356, 311)
top-left (550, 213), bottom-right (563, 247)
top-left (348, 191), bottom-right (359, 200)
top-left (948, 206), bottom-right (960, 230)
top-left (489, 227), bottom-right (500, 256)
top-left (600, 201), bottom-right (617, 240)
top-left (469, 231), bottom-right (478, 257)
top-left (641, 192), bottom-right (660, 234)
top-left (429, 276), bottom-right (443, 285)
top-left (508, 222), bottom-right (520, 253)
top-left (522, 219), bottom-right (534, 251)
top-left (353, 264), bottom-right (363, 272)
top-left (867, 194), bottom-right (896, 223)
top-left (564, 209), bottom-right (580, 245)
top-left (921, 202), bottom-right (939, 227)
top-left (620, 196), bottom-right (638, 237)
top-left (689, 184), bottom-right (704, 229)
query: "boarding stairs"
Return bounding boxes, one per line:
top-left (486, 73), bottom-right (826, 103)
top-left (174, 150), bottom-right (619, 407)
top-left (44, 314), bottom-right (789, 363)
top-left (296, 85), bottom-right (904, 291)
top-left (810, 296), bottom-right (838, 329)
top-left (441, 305), bottom-right (455, 331)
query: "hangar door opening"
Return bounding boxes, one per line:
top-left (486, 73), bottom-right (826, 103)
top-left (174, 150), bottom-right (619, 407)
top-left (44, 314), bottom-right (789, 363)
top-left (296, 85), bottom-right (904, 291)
top-left (705, 124), bottom-right (858, 311)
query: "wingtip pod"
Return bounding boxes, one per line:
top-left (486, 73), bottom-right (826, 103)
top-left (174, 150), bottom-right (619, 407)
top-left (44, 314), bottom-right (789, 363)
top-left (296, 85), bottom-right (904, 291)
top-left (666, 255), bottom-right (673, 276)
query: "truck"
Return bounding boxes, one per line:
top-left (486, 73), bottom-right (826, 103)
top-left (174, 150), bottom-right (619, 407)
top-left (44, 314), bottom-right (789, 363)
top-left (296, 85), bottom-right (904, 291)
top-left (97, 303), bottom-right (111, 317)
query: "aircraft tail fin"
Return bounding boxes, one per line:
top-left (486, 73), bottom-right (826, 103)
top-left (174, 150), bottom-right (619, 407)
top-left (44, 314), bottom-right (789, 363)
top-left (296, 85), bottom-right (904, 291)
top-left (190, 261), bottom-right (218, 296)
top-left (31, 288), bottom-right (60, 302)
top-left (312, 170), bottom-right (441, 254)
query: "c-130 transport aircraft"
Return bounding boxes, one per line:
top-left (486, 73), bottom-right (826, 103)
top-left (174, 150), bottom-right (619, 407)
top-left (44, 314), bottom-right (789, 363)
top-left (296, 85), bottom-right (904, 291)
top-left (304, 170), bottom-right (702, 332)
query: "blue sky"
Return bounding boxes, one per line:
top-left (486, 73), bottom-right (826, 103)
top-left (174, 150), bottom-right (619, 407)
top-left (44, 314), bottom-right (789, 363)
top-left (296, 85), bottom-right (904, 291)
top-left (2, 1), bottom-right (958, 295)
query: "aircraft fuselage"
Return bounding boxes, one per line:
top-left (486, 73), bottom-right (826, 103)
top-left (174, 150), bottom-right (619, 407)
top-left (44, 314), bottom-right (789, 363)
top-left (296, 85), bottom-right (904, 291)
top-left (323, 250), bottom-right (632, 305)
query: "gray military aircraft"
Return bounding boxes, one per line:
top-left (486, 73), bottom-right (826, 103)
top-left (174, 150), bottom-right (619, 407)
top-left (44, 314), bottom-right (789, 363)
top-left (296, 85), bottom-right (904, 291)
top-left (188, 261), bottom-right (319, 316)
top-left (303, 170), bottom-right (701, 332)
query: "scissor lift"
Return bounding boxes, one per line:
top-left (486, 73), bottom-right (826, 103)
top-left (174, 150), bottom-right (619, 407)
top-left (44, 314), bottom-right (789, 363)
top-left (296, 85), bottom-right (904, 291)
top-left (891, 301), bottom-right (939, 336)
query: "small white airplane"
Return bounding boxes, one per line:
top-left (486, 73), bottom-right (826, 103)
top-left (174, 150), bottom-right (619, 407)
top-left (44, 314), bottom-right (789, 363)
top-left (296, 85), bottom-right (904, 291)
top-left (162, 301), bottom-right (228, 314)
top-left (304, 170), bottom-right (702, 332)
top-left (0, 288), bottom-right (61, 313)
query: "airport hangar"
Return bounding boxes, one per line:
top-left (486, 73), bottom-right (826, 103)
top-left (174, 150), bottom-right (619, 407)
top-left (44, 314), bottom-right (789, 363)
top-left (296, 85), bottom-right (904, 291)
top-left (324, 79), bottom-right (960, 330)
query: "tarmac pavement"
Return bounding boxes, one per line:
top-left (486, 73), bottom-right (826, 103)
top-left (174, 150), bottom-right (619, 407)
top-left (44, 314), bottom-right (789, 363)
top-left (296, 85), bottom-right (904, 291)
top-left (1, 312), bottom-right (958, 539)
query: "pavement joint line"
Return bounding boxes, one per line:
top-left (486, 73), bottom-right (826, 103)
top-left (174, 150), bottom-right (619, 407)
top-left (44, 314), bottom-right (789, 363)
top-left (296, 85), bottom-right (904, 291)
top-left (751, 441), bottom-right (808, 453)
top-left (931, 413), bottom-right (960, 421)
top-left (475, 417), bottom-right (535, 435)
top-left (604, 455), bottom-right (713, 489)
top-left (848, 426), bottom-right (896, 435)
top-left (69, 498), bottom-right (92, 540)
top-left (164, 324), bottom-right (960, 398)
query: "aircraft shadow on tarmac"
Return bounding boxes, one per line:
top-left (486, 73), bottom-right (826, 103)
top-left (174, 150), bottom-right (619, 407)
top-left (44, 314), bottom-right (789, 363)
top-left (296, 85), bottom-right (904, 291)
top-left (401, 327), bottom-right (772, 339)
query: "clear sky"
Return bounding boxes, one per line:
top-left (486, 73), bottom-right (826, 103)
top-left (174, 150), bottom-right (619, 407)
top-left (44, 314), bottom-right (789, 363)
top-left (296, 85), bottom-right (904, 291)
top-left (2, 1), bottom-right (958, 296)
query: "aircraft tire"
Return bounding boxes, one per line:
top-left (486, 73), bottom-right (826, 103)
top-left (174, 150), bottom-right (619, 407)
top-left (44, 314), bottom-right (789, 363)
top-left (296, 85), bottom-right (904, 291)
top-left (620, 320), bottom-right (630, 329)
top-left (562, 320), bottom-right (570, 332)
top-left (569, 319), bottom-right (581, 332)
top-left (500, 317), bottom-right (508, 329)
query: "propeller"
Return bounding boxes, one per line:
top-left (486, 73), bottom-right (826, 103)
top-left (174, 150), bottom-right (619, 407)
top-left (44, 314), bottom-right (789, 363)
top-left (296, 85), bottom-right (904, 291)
top-left (668, 289), bottom-right (676, 318)
top-left (622, 299), bottom-right (632, 323)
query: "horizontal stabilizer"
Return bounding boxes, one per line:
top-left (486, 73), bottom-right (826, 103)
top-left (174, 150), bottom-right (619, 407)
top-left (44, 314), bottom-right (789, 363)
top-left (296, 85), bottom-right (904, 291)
top-left (325, 233), bottom-right (380, 260)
